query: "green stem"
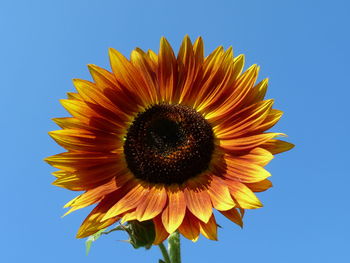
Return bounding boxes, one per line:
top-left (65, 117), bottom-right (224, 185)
top-left (158, 242), bottom-right (171, 263)
top-left (168, 231), bottom-right (181, 263)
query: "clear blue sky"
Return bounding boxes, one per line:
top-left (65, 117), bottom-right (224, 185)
top-left (1, 0), bottom-right (349, 262)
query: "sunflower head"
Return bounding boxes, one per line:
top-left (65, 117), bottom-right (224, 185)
top-left (45, 36), bottom-right (293, 244)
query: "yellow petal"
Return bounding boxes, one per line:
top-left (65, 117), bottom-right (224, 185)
top-left (260, 139), bottom-right (295, 154)
top-left (246, 179), bottom-right (273, 192)
top-left (225, 180), bottom-right (263, 209)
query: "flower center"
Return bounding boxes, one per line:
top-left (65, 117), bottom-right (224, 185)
top-left (124, 104), bottom-right (214, 185)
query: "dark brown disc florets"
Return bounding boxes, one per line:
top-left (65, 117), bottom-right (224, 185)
top-left (124, 104), bottom-right (214, 185)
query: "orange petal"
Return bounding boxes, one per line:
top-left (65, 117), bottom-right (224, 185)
top-left (196, 51), bottom-right (236, 112)
top-left (157, 37), bottom-right (177, 103)
top-left (194, 46), bottom-right (226, 108)
top-left (177, 35), bottom-right (196, 104)
top-left (196, 47), bottom-right (237, 113)
top-left (232, 54), bottom-right (245, 81)
top-left (207, 176), bottom-right (235, 211)
top-left (153, 215), bottom-right (170, 245)
top-left (177, 35), bottom-right (194, 64)
top-left (243, 78), bottom-right (268, 107)
top-left (184, 180), bottom-right (212, 223)
top-left (223, 156), bottom-right (271, 183)
top-left (251, 78), bottom-right (268, 103)
top-left (130, 48), bottom-right (159, 104)
top-left (88, 64), bottom-right (141, 115)
top-left (147, 49), bottom-right (158, 69)
top-left (73, 78), bottom-right (129, 122)
top-left (214, 100), bottom-right (274, 138)
top-left (252, 109), bottom-right (283, 134)
top-left (59, 99), bottom-right (119, 132)
top-left (227, 63), bottom-right (259, 109)
top-left (52, 117), bottom-right (105, 132)
top-left (53, 173), bottom-right (95, 191)
top-left (52, 164), bottom-right (130, 191)
top-left (219, 133), bottom-right (285, 152)
top-left (246, 179), bottom-right (273, 192)
top-left (135, 186), bottom-right (167, 221)
top-left (120, 210), bottom-right (137, 223)
top-left (203, 46), bottom-right (224, 74)
top-left (102, 182), bottom-right (147, 220)
top-left (60, 99), bottom-right (95, 122)
top-left (260, 139), bottom-right (295, 154)
top-left (46, 152), bottom-right (131, 191)
top-left (205, 64), bottom-right (259, 120)
top-left (161, 185), bottom-right (186, 233)
top-left (237, 147), bottom-right (274, 166)
top-left (67, 92), bottom-right (82, 100)
top-left (225, 180), bottom-right (263, 209)
top-left (48, 129), bottom-right (121, 152)
top-left (76, 191), bottom-right (124, 238)
top-left (199, 214), bottom-right (218, 240)
top-left (109, 48), bottom-right (151, 107)
top-left (63, 178), bottom-right (119, 216)
top-left (87, 64), bottom-right (118, 89)
top-left (45, 151), bottom-right (119, 171)
top-left (220, 208), bottom-right (243, 227)
top-left (193, 36), bottom-right (204, 65)
top-left (178, 210), bottom-right (200, 242)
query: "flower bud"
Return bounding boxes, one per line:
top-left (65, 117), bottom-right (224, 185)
top-left (125, 220), bottom-right (155, 249)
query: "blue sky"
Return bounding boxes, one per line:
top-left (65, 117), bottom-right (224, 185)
top-left (1, 0), bottom-right (349, 262)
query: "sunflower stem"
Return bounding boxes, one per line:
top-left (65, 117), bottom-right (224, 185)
top-left (168, 231), bottom-right (181, 263)
top-left (158, 242), bottom-right (171, 263)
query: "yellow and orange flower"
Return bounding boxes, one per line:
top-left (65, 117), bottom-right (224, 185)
top-left (46, 36), bottom-right (293, 244)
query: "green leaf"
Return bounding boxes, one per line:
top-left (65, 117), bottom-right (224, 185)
top-left (85, 228), bottom-right (107, 255)
top-left (159, 260), bottom-right (166, 263)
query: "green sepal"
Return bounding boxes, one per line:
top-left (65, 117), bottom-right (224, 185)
top-left (85, 228), bottom-right (106, 255)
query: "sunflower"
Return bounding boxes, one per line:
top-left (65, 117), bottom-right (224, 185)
top-left (45, 36), bottom-right (293, 244)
